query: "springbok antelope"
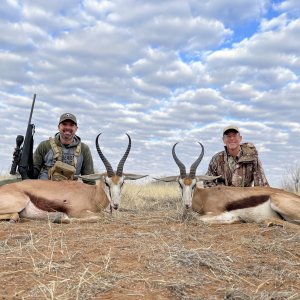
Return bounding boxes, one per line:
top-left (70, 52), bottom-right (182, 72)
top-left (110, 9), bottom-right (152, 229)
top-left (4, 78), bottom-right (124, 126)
top-left (0, 133), bottom-right (147, 223)
top-left (157, 142), bottom-right (300, 227)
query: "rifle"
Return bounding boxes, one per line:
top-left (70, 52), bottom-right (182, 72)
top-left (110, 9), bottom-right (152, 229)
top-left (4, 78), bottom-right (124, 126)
top-left (10, 94), bottom-right (36, 180)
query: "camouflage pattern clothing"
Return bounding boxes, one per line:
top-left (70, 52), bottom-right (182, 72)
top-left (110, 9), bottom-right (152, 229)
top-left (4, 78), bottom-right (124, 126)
top-left (33, 133), bottom-right (94, 182)
top-left (204, 143), bottom-right (269, 188)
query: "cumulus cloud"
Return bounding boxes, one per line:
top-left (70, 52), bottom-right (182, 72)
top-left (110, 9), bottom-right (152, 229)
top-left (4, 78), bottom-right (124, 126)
top-left (189, 0), bottom-right (269, 25)
top-left (0, 0), bottom-right (299, 187)
top-left (273, 0), bottom-right (300, 16)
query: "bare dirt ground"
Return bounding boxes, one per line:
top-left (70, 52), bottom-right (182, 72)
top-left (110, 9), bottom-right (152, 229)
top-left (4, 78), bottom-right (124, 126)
top-left (0, 183), bottom-right (299, 300)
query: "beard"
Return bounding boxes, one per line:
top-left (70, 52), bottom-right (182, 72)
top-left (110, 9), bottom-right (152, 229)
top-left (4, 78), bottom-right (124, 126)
top-left (60, 130), bottom-right (75, 142)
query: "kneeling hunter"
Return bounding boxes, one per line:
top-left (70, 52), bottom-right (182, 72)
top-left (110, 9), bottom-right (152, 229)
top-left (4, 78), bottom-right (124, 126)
top-left (33, 113), bottom-right (95, 184)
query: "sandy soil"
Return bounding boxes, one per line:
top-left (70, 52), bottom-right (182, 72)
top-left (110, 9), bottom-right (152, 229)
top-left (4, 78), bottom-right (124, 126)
top-left (0, 204), bottom-right (299, 300)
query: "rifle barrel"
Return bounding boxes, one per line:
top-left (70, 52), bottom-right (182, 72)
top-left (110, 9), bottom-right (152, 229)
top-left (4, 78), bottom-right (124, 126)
top-left (28, 93), bottom-right (36, 126)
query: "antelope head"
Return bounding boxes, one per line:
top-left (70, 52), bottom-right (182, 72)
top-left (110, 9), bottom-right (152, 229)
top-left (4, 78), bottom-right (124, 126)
top-left (77, 133), bottom-right (147, 211)
top-left (157, 142), bottom-right (220, 209)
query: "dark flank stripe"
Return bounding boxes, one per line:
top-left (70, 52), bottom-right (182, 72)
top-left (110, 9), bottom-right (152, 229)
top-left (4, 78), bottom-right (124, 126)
top-left (25, 191), bottom-right (69, 214)
top-left (226, 195), bottom-right (270, 211)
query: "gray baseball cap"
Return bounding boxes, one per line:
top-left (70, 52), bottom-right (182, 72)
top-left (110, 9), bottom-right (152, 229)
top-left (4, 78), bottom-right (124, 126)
top-left (223, 125), bottom-right (240, 135)
top-left (59, 113), bottom-right (77, 125)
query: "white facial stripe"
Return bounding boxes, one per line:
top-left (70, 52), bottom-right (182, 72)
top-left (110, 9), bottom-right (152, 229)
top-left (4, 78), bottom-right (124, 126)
top-left (104, 176), bottom-right (124, 209)
top-left (178, 178), bottom-right (197, 208)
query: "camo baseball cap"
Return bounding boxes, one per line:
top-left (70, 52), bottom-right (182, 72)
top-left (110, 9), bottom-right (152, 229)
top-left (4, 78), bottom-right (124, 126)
top-left (59, 113), bottom-right (77, 125)
top-left (223, 125), bottom-right (240, 135)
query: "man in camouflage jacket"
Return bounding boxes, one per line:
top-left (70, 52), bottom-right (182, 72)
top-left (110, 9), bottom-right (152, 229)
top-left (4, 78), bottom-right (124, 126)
top-left (204, 125), bottom-right (269, 188)
top-left (33, 113), bottom-right (94, 183)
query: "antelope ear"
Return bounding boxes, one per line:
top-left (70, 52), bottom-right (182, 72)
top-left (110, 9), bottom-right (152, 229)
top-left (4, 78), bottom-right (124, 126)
top-left (153, 176), bottom-right (178, 182)
top-left (196, 175), bottom-right (222, 181)
top-left (123, 173), bottom-right (148, 180)
top-left (74, 173), bottom-right (107, 182)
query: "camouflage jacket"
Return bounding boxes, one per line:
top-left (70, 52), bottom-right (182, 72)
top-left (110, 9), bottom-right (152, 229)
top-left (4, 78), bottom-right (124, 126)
top-left (33, 133), bottom-right (94, 182)
top-left (204, 143), bottom-right (269, 188)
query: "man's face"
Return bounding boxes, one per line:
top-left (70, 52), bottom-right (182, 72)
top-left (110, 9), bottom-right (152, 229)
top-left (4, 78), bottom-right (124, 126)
top-left (58, 120), bottom-right (78, 142)
top-left (223, 130), bottom-right (242, 151)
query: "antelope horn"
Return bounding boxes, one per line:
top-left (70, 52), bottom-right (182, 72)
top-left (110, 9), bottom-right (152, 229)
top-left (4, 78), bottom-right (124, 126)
top-left (116, 133), bottom-right (131, 176)
top-left (172, 143), bottom-right (186, 178)
top-left (189, 142), bottom-right (204, 179)
top-left (95, 133), bottom-right (114, 177)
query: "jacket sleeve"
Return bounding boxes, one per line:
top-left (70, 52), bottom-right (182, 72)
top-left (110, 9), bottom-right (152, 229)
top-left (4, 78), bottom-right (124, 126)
top-left (253, 157), bottom-right (269, 187)
top-left (33, 141), bottom-right (48, 179)
top-left (81, 144), bottom-right (94, 175)
top-left (80, 144), bottom-right (95, 185)
top-left (203, 157), bottom-right (218, 188)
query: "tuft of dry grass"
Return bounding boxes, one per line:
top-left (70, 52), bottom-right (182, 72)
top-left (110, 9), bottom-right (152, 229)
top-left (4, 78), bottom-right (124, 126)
top-left (0, 179), bottom-right (299, 299)
top-left (121, 181), bottom-right (182, 211)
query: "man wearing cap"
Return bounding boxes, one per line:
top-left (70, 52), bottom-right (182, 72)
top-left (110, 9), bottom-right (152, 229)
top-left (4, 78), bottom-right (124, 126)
top-left (32, 113), bottom-right (94, 183)
top-left (204, 125), bottom-right (269, 188)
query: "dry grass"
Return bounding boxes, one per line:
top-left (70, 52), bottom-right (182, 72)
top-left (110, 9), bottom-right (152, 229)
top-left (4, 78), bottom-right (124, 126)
top-left (0, 181), bottom-right (299, 299)
top-left (122, 181), bottom-right (182, 210)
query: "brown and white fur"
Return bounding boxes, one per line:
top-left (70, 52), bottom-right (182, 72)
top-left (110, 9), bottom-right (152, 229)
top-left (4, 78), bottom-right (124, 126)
top-left (0, 133), bottom-right (147, 223)
top-left (158, 142), bottom-right (300, 227)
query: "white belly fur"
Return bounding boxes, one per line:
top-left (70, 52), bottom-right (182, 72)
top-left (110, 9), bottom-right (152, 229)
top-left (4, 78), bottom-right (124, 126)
top-left (19, 201), bottom-right (68, 222)
top-left (199, 199), bottom-right (280, 224)
top-left (230, 199), bottom-right (280, 223)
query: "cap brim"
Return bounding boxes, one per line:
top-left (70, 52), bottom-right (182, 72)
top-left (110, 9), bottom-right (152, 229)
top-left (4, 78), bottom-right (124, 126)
top-left (223, 128), bottom-right (239, 135)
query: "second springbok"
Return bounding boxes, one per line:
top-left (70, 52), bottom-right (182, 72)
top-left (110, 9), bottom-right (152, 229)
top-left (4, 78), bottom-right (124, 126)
top-left (0, 133), bottom-right (147, 223)
top-left (158, 142), bottom-right (300, 227)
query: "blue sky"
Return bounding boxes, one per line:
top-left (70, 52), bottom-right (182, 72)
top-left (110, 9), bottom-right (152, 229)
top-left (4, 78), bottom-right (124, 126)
top-left (0, 0), bottom-right (300, 187)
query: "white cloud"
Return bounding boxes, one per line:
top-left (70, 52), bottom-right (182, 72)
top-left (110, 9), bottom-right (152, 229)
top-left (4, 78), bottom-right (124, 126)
top-left (273, 0), bottom-right (300, 16)
top-left (260, 13), bottom-right (289, 32)
top-left (205, 18), bottom-right (300, 91)
top-left (189, 0), bottom-right (270, 25)
top-left (0, 0), bottom-right (299, 187)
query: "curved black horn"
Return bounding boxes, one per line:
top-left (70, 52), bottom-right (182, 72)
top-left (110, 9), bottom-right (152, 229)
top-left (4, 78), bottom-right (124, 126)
top-left (116, 133), bottom-right (131, 176)
top-left (172, 143), bottom-right (186, 178)
top-left (95, 133), bottom-right (114, 177)
top-left (189, 142), bottom-right (204, 179)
